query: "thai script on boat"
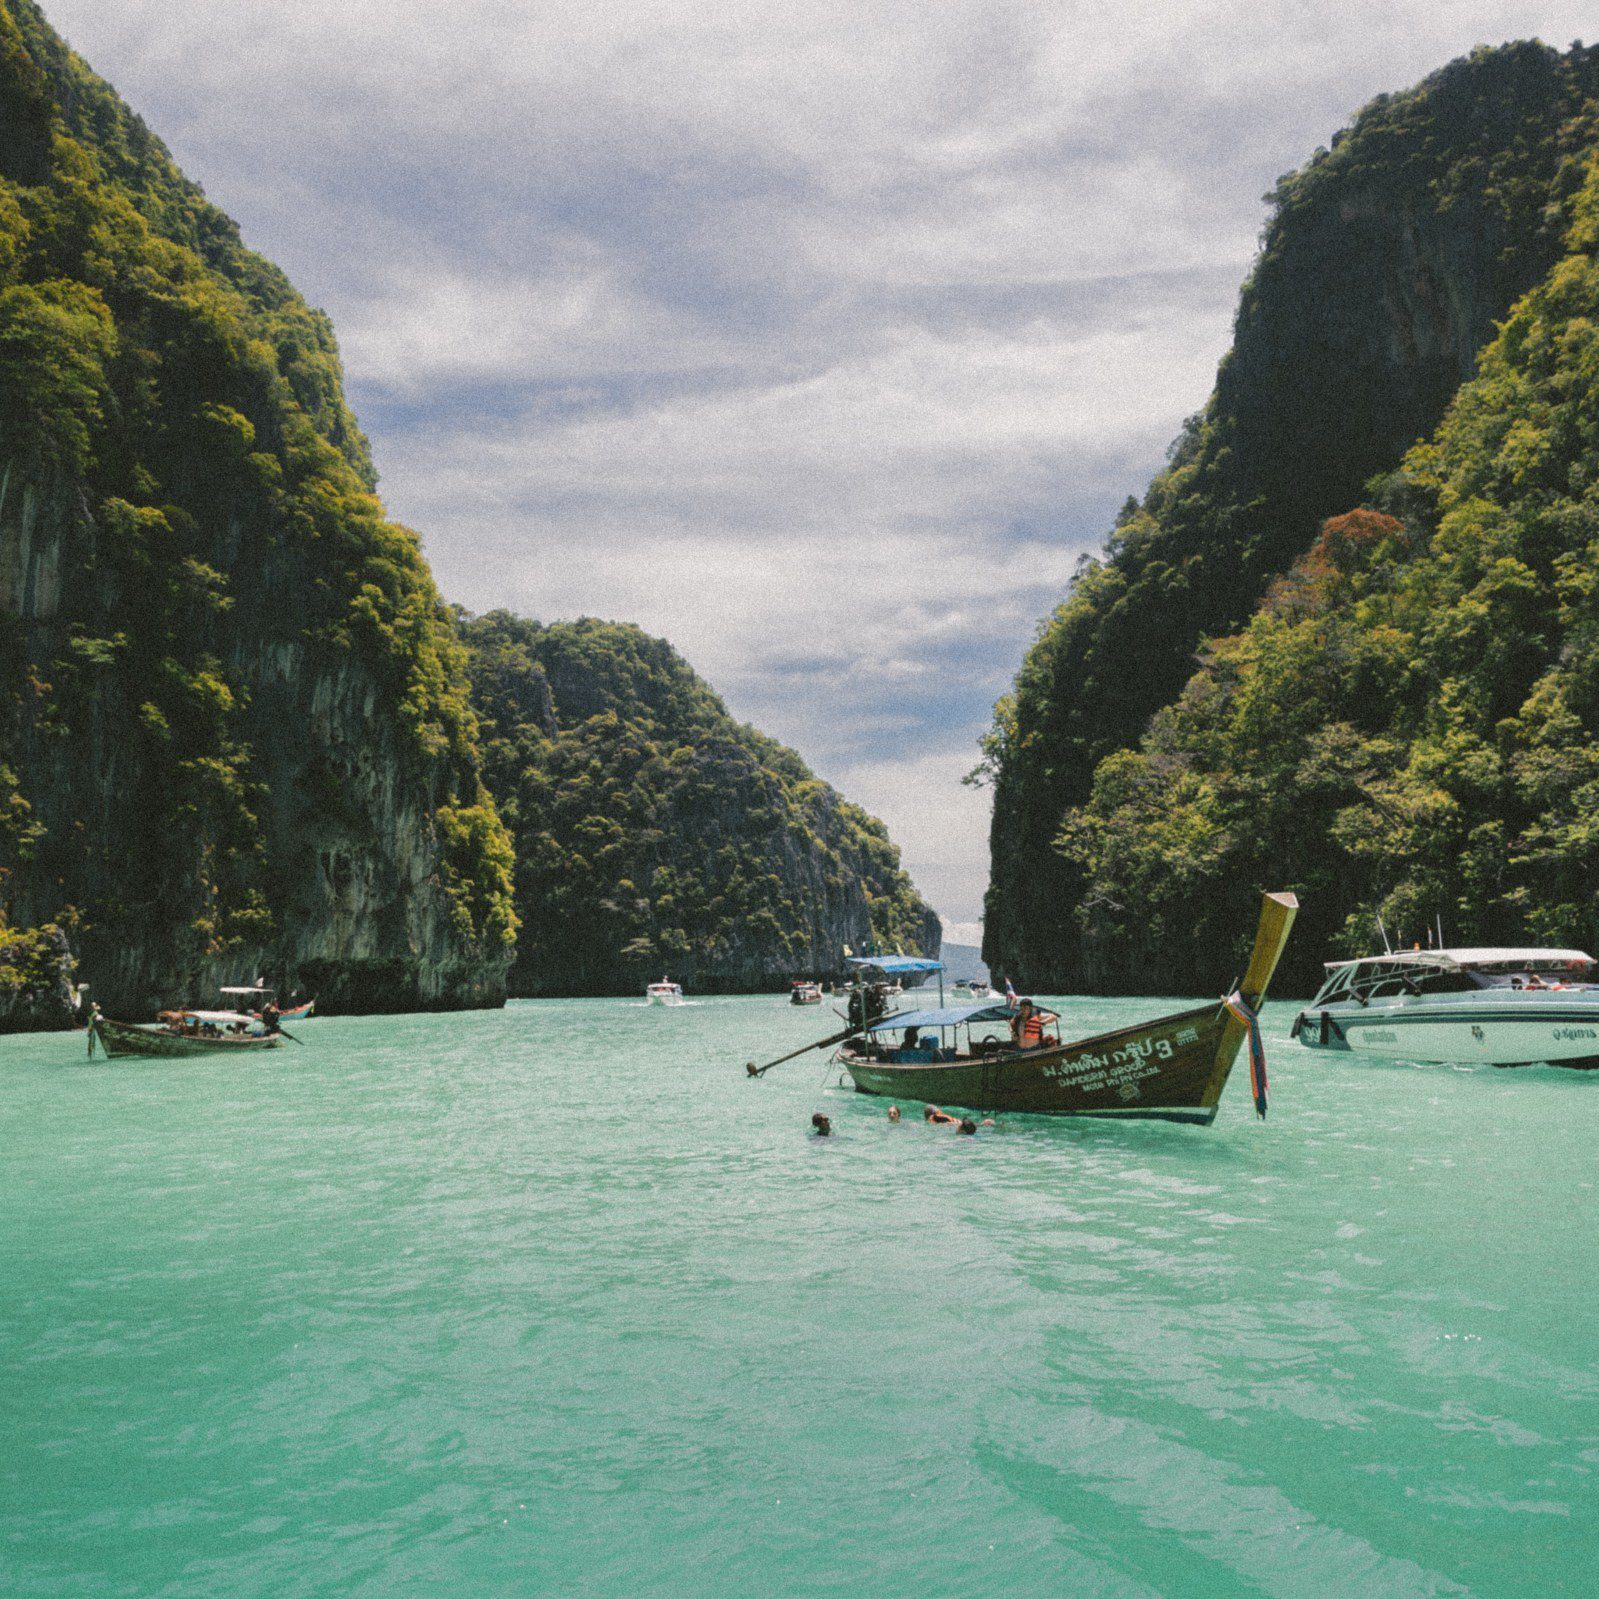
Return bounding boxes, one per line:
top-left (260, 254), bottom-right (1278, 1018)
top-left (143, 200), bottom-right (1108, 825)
top-left (1553, 1026), bottom-right (1597, 1041)
top-left (1040, 1028), bottom-right (1190, 1094)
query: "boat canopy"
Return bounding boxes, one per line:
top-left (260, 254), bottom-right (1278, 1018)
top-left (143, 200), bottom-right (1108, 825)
top-left (865, 1001), bottom-right (1016, 1032)
top-left (1325, 947), bottom-right (1593, 970)
top-left (845, 955), bottom-right (944, 974)
top-left (174, 1009), bottom-right (258, 1024)
top-left (219, 985), bottom-right (272, 996)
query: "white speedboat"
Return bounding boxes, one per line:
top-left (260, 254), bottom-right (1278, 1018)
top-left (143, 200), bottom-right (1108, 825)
top-left (1292, 947), bottom-right (1599, 1067)
top-left (646, 977), bottom-right (685, 1006)
top-left (955, 979), bottom-right (1001, 999)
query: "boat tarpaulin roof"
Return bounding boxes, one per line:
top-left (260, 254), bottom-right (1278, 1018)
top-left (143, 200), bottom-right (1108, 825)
top-left (218, 986), bottom-right (270, 995)
top-left (173, 1009), bottom-right (258, 1024)
top-left (866, 1002), bottom-right (1017, 1032)
top-left (845, 955), bottom-right (944, 974)
top-left (1326, 947), bottom-right (1595, 970)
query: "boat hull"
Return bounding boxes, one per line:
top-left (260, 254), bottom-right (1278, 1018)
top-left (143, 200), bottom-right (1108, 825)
top-left (91, 1018), bottom-right (284, 1059)
top-left (1295, 998), bottom-right (1599, 1067)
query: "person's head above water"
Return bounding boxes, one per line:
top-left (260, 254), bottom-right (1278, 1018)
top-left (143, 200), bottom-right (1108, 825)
top-left (811, 1112), bottom-right (832, 1136)
top-left (958, 1119), bottom-right (977, 1135)
top-left (887, 1105), bottom-right (901, 1122)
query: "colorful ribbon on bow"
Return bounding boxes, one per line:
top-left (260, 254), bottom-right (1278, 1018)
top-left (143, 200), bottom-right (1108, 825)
top-left (1223, 990), bottom-right (1268, 1118)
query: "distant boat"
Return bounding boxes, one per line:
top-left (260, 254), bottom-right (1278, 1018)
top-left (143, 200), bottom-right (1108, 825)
top-left (646, 977), bottom-right (685, 1006)
top-left (955, 979), bottom-right (1000, 999)
top-left (835, 892), bottom-right (1297, 1124)
top-left (1292, 945), bottom-right (1599, 1067)
top-left (219, 984), bottom-right (314, 1021)
top-left (790, 981), bottom-right (824, 1006)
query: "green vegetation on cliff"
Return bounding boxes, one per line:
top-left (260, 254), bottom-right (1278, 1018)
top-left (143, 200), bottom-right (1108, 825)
top-left (982, 40), bottom-right (1599, 989)
top-left (461, 612), bottom-right (938, 995)
top-left (0, 0), bottom-right (515, 1012)
top-left (1059, 155), bottom-right (1599, 993)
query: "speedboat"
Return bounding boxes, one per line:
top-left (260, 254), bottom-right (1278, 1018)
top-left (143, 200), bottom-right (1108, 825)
top-left (1292, 947), bottom-right (1599, 1067)
top-left (646, 977), bottom-right (685, 1006)
top-left (790, 981), bottom-right (824, 1005)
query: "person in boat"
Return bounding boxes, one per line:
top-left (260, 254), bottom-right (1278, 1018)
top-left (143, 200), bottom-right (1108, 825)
top-left (811, 1112), bottom-right (832, 1137)
top-left (847, 983), bottom-right (888, 1032)
top-left (1010, 998), bottom-right (1046, 1050)
top-left (261, 1000), bottom-right (281, 1035)
top-left (897, 1026), bottom-right (937, 1063)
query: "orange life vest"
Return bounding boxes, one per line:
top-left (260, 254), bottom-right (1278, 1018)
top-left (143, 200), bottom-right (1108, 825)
top-left (1019, 1011), bottom-right (1045, 1047)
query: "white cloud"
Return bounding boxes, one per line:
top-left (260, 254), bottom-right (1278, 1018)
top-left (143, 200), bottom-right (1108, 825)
top-left (40, 0), bottom-right (1599, 923)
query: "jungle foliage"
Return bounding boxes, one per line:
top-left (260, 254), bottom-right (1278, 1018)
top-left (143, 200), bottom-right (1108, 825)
top-left (982, 40), bottom-right (1599, 990)
top-left (461, 612), bottom-right (937, 994)
top-left (0, 0), bottom-right (515, 992)
top-left (1060, 155), bottom-right (1599, 994)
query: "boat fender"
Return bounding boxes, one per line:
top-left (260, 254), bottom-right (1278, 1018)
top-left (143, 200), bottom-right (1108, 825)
top-left (1318, 1010), bottom-right (1341, 1047)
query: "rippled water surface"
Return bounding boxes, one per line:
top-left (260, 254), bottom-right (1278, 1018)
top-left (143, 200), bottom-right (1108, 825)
top-left (3, 995), bottom-right (1595, 1597)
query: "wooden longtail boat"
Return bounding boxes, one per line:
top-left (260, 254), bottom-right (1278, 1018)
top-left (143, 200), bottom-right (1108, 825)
top-left (89, 1015), bottom-right (285, 1059)
top-left (837, 891), bottom-right (1298, 1124)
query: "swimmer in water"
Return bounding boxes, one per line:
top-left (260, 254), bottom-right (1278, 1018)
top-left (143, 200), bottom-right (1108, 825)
top-left (957, 1119), bottom-right (977, 1135)
top-left (811, 1112), bottom-right (832, 1137)
top-left (887, 1105), bottom-right (901, 1122)
top-left (923, 1105), bottom-right (958, 1125)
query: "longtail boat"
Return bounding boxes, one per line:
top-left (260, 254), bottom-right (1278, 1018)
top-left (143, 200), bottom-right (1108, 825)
top-left (220, 984), bottom-right (314, 1020)
top-left (833, 891), bottom-right (1298, 1124)
top-left (89, 1014), bottom-right (285, 1059)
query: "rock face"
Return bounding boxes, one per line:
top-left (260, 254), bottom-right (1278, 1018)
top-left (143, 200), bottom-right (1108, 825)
top-left (982, 41), bottom-right (1599, 990)
top-left (0, 0), bottom-right (516, 1022)
top-left (462, 612), bottom-right (940, 996)
top-left (1056, 164), bottom-right (1599, 994)
top-left (0, 918), bottom-right (76, 1030)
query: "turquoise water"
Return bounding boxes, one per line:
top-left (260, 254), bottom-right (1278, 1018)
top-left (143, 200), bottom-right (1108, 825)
top-left (2, 994), bottom-right (1594, 1598)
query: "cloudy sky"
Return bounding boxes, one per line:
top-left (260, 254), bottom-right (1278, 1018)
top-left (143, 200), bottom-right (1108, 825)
top-left (44, 0), bottom-right (1598, 940)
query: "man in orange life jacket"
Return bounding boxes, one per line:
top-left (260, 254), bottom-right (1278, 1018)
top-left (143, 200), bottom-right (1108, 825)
top-left (1011, 997), bottom-right (1045, 1050)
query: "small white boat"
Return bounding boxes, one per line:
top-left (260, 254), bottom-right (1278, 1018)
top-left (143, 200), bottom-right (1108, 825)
top-left (1293, 946), bottom-right (1599, 1067)
top-left (789, 981), bottom-right (824, 1006)
top-left (646, 977), bottom-right (685, 1006)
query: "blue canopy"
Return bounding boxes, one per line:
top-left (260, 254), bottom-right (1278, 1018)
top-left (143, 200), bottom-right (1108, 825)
top-left (865, 1002), bottom-right (1016, 1033)
top-left (845, 955), bottom-right (944, 975)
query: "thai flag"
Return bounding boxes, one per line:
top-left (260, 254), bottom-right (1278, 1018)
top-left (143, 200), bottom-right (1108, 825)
top-left (1004, 978), bottom-right (1017, 1004)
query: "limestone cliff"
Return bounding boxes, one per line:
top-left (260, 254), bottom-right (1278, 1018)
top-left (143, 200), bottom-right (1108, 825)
top-left (982, 41), bottom-right (1599, 989)
top-left (462, 612), bottom-right (940, 996)
top-left (0, 0), bottom-right (516, 1021)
